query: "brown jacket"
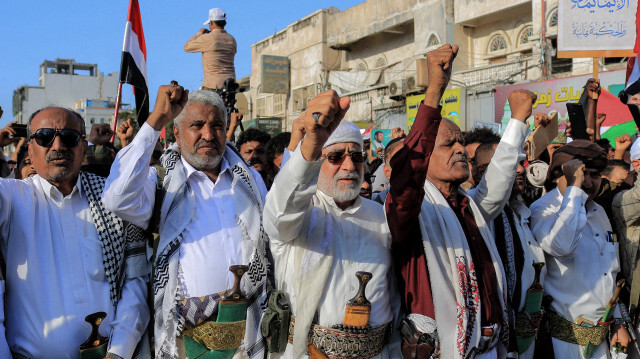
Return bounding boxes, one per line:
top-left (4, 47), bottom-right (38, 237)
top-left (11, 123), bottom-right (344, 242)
top-left (184, 29), bottom-right (236, 89)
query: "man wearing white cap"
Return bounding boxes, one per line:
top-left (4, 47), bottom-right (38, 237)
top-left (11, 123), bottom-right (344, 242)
top-left (263, 90), bottom-right (401, 358)
top-left (613, 138), bottom-right (640, 312)
top-left (184, 8), bottom-right (236, 90)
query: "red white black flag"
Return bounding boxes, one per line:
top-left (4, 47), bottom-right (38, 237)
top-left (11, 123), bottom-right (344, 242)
top-left (119, 0), bottom-right (149, 125)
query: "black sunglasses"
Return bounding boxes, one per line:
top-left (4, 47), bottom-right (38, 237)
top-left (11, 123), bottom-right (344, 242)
top-left (31, 128), bottom-right (84, 148)
top-left (322, 150), bottom-right (366, 165)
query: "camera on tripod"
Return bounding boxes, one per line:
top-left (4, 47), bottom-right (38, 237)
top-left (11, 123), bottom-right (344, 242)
top-left (217, 78), bottom-right (244, 130)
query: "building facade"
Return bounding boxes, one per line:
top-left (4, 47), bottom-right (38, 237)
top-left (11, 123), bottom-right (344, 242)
top-left (248, 0), bottom-right (626, 133)
top-left (12, 59), bottom-right (121, 134)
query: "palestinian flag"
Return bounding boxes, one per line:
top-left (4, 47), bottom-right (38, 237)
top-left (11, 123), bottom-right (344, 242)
top-left (119, 0), bottom-right (149, 125)
top-left (599, 88), bottom-right (635, 146)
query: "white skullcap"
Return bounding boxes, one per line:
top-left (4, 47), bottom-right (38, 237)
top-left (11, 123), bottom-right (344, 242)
top-left (629, 139), bottom-right (640, 171)
top-left (631, 138), bottom-right (640, 161)
top-left (323, 121), bottom-right (363, 149)
top-left (526, 160), bottom-right (549, 188)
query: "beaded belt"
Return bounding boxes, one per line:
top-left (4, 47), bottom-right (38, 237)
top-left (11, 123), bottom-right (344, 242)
top-left (181, 319), bottom-right (246, 350)
top-left (547, 312), bottom-right (609, 346)
top-left (288, 316), bottom-right (392, 359)
top-left (515, 311), bottom-right (543, 338)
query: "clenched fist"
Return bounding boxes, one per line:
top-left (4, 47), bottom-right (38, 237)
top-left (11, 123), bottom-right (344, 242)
top-left (300, 90), bottom-right (351, 161)
top-left (147, 82), bottom-right (189, 131)
top-left (562, 158), bottom-right (585, 189)
top-left (424, 44), bottom-right (459, 108)
top-left (508, 90), bottom-right (537, 123)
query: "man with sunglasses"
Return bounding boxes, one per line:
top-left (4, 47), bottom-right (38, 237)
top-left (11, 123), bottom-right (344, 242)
top-left (103, 84), bottom-right (270, 359)
top-left (0, 107), bottom-right (150, 358)
top-left (263, 90), bottom-right (401, 358)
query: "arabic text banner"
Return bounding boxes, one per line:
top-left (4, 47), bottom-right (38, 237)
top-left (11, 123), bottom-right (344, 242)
top-left (558, 0), bottom-right (638, 52)
top-left (406, 88), bottom-right (461, 131)
top-left (494, 69), bottom-right (625, 128)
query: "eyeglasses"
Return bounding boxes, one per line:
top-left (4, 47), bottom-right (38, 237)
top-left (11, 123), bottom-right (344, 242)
top-left (321, 150), bottom-right (366, 165)
top-left (31, 128), bottom-right (84, 148)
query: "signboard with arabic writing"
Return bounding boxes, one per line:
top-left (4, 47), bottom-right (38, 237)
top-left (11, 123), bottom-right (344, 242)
top-left (242, 117), bottom-right (283, 136)
top-left (261, 55), bottom-right (290, 94)
top-left (558, 0), bottom-right (637, 54)
top-left (406, 88), bottom-right (462, 131)
top-left (494, 69), bottom-right (625, 135)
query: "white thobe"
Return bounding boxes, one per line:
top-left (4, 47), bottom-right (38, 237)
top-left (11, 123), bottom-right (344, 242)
top-left (264, 147), bottom-right (401, 359)
top-left (531, 186), bottom-right (619, 359)
top-left (0, 175), bottom-right (149, 359)
top-left (102, 123), bottom-right (267, 299)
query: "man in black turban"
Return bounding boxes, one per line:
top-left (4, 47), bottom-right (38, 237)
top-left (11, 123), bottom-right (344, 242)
top-left (530, 139), bottom-right (629, 358)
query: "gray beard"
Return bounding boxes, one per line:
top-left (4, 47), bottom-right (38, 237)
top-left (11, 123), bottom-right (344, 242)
top-left (317, 169), bottom-right (363, 203)
top-left (179, 134), bottom-right (225, 172)
top-left (181, 149), bottom-right (223, 171)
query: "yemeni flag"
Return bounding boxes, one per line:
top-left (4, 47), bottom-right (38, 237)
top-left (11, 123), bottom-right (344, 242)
top-left (119, 0), bottom-right (149, 126)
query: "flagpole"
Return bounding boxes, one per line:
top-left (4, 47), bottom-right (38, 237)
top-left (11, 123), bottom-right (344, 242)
top-left (111, 82), bottom-right (124, 143)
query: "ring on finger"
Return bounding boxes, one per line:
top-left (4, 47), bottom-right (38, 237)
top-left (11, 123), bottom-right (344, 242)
top-left (312, 112), bottom-right (322, 125)
top-left (170, 80), bottom-right (179, 87)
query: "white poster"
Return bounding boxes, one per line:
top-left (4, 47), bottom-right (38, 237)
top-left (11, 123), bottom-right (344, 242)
top-left (558, 0), bottom-right (638, 52)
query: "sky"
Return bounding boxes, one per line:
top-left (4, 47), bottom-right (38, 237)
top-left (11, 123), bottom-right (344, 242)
top-left (0, 0), bottom-right (364, 128)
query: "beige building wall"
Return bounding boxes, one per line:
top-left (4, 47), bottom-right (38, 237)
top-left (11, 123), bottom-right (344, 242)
top-left (248, 0), bottom-right (620, 132)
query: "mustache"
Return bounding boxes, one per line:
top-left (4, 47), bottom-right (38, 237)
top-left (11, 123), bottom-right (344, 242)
top-left (335, 172), bottom-right (360, 181)
top-left (452, 154), bottom-right (468, 163)
top-left (45, 150), bottom-right (74, 163)
top-left (248, 158), bottom-right (264, 166)
top-left (195, 140), bottom-right (221, 151)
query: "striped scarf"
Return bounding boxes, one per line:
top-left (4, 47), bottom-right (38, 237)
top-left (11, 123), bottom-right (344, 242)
top-left (81, 171), bottom-right (150, 307)
top-left (153, 144), bottom-right (272, 359)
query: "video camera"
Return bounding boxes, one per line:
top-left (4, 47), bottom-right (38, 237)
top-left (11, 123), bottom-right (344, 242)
top-left (216, 78), bottom-right (244, 131)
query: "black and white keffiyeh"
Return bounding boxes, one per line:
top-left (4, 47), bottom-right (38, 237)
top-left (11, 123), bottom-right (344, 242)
top-left (81, 171), bottom-right (150, 307)
top-left (153, 144), bottom-right (272, 359)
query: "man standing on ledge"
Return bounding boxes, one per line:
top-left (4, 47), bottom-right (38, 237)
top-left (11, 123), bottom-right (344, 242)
top-left (184, 8), bottom-right (237, 90)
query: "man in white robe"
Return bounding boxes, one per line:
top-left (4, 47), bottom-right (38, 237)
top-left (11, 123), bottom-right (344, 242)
top-left (0, 107), bottom-right (150, 358)
top-left (264, 90), bottom-right (401, 358)
top-left (531, 140), bottom-right (630, 359)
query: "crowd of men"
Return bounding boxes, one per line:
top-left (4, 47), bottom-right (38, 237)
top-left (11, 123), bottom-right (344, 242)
top-left (2, 8), bottom-right (640, 359)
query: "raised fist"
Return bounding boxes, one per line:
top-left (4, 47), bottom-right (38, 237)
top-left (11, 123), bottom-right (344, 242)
top-left (508, 90), bottom-right (537, 123)
top-left (585, 78), bottom-right (600, 101)
top-left (300, 90), bottom-right (350, 161)
top-left (424, 44), bottom-right (459, 107)
top-left (148, 82), bottom-right (189, 131)
top-left (117, 119), bottom-right (136, 147)
top-left (562, 158), bottom-right (585, 189)
top-left (88, 123), bottom-right (114, 146)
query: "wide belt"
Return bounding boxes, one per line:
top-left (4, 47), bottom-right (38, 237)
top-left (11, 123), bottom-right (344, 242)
top-left (547, 312), bottom-right (609, 346)
top-left (288, 316), bottom-right (391, 359)
top-left (12, 354), bottom-right (29, 359)
top-left (515, 311), bottom-right (543, 338)
top-left (181, 319), bottom-right (247, 351)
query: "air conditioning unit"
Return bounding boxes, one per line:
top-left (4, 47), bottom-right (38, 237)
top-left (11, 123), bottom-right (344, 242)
top-left (388, 81), bottom-right (401, 96)
top-left (404, 76), bottom-right (417, 92)
top-left (389, 76), bottom-right (417, 96)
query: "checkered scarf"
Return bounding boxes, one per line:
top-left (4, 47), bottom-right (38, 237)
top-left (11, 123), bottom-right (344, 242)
top-left (153, 144), bottom-right (272, 359)
top-left (81, 171), bottom-right (150, 307)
